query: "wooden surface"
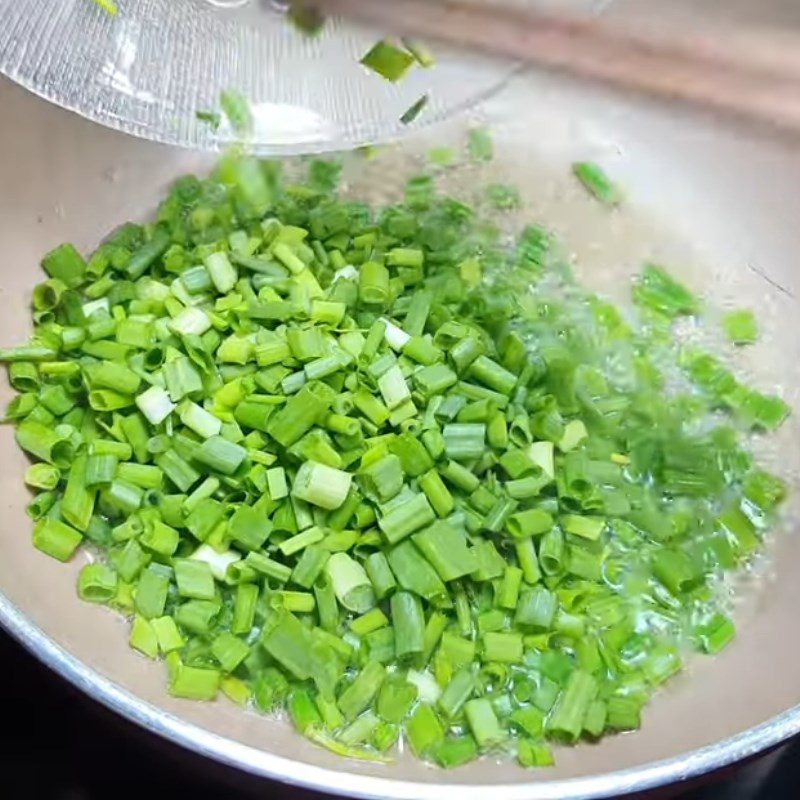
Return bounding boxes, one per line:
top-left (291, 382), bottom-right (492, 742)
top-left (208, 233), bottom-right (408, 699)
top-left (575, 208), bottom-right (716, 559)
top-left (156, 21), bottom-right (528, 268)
top-left (321, 0), bottom-right (800, 133)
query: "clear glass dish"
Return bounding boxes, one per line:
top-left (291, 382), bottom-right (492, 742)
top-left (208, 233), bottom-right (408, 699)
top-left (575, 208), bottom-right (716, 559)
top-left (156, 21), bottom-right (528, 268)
top-left (0, 0), bottom-right (524, 154)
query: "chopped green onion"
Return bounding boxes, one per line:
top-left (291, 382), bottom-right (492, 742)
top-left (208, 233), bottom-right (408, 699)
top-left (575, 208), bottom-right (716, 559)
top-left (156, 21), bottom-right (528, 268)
top-left (572, 162), bottom-right (622, 206)
top-left (360, 40), bottom-right (415, 82)
top-left (33, 517), bottom-right (82, 562)
top-left (326, 552), bottom-right (376, 613)
top-left (292, 460), bottom-right (352, 510)
top-left (135, 386), bottom-right (174, 425)
top-left (1, 145), bottom-right (788, 772)
top-left (722, 309), bottom-right (758, 345)
top-left (400, 94), bottom-right (429, 125)
top-left (220, 89), bottom-right (253, 137)
top-left (464, 698), bottom-right (506, 749)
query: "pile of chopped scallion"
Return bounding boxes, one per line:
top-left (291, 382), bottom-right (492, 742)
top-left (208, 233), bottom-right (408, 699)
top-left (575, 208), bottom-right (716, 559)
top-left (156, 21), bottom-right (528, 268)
top-left (0, 144), bottom-right (789, 769)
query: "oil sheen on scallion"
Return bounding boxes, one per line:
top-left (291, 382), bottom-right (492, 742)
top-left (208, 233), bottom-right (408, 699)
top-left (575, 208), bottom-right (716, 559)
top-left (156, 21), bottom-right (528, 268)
top-left (0, 140), bottom-right (789, 769)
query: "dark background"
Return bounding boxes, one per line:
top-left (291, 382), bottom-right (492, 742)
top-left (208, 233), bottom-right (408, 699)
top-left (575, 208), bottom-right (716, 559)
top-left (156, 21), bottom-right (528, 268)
top-left (1, 627), bottom-right (796, 800)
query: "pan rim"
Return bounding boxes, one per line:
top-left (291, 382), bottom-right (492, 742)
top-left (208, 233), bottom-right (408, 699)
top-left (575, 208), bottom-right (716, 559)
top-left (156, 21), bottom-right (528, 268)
top-left (0, 589), bottom-right (798, 799)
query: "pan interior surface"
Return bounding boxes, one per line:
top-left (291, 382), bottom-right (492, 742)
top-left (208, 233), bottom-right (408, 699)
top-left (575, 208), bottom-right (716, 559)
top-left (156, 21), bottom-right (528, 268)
top-left (0, 71), bottom-right (798, 799)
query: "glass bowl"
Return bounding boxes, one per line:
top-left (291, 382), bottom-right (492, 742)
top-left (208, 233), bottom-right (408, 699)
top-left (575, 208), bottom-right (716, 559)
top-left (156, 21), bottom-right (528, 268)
top-left (0, 0), bottom-right (523, 154)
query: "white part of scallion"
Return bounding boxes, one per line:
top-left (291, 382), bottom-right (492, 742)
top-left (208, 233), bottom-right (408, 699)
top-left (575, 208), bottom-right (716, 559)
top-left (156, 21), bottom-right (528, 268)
top-left (406, 669), bottom-right (441, 703)
top-left (135, 385), bottom-right (175, 425)
top-left (377, 364), bottom-right (411, 410)
top-left (82, 297), bottom-right (110, 318)
top-left (178, 400), bottom-right (222, 439)
top-left (170, 307), bottom-right (212, 336)
top-left (381, 318), bottom-right (410, 350)
top-left (204, 252), bottom-right (237, 294)
top-left (189, 544), bottom-right (241, 581)
top-left (325, 552), bottom-right (376, 614)
top-left (333, 265), bottom-right (359, 282)
top-left (528, 440), bottom-right (555, 479)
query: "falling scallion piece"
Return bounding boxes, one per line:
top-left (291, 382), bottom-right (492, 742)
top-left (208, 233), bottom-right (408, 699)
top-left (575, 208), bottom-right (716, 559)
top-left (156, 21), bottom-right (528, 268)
top-left (400, 94), bottom-right (429, 126)
top-left (196, 111), bottom-right (222, 131)
top-left (90, 0), bottom-right (118, 15)
top-left (220, 89), bottom-right (253, 137)
top-left (360, 40), bottom-right (416, 83)
top-left (402, 38), bottom-right (436, 69)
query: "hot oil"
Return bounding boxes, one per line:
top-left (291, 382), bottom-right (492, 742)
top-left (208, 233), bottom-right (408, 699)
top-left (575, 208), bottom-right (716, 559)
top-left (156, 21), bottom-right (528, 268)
top-left (331, 126), bottom-right (799, 725)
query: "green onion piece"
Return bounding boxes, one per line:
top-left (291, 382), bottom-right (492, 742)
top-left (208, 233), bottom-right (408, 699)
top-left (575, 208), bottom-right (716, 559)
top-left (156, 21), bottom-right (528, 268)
top-left (220, 89), bottom-right (253, 137)
top-left (85, 454), bottom-right (118, 487)
top-left (151, 616), bottom-right (185, 653)
top-left (400, 94), bottom-right (429, 125)
top-left (359, 454), bottom-right (403, 503)
top-left (292, 460), bottom-right (352, 510)
top-left (442, 423), bottom-right (485, 461)
top-left (391, 591), bottom-right (425, 661)
top-left (722, 309), bottom-right (758, 345)
top-left (168, 659), bottom-right (220, 701)
top-left (211, 632), bottom-right (250, 673)
top-left (378, 492), bottom-right (435, 544)
top-left (364, 551), bottom-right (397, 600)
top-left (572, 162), bottom-right (622, 206)
top-left (326, 551), bottom-right (376, 613)
top-left (174, 559), bottom-right (216, 600)
top-left (15, 420), bottom-right (74, 467)
top-left (515, 586), bottom-right (557, 630)
top-left (179, 401), bottom-right (222, 439)
top-left (135, 386), bottom-right (174, 425)
top-left (694, 613), bottom-right (736, 654)
top-left (606, 696), bottom-right (642, 731)
top-left (359, 260), bottom-right (390, 305)
top-left (231, 583), bottom-right (260, 635)
top-left (129, 615), bottom-right (158, 658)
top-left (547, 670), bottom-right (597, 741)
top-left (90, 0), bottom-right (118, 15)
top-left (33, 517), bottom-right (82, 562)
top-left (194, 436), bottom-right (247, 475)
top-left (633, 263), bottom-right (699, 318)
top-left (509, 705), bottom-right (544, 739)
top-left (464, 697), bottom-right (506, 749)
top-left (77, 563), bottom-right (118, 603)
top-left (350, 607), bottom-right (389, 637)
top-left (41, 242), bottom-right (86, 287)
top-left (360, 40), bottom-right (415, 82)
top-left (438, 667), bottom-right (476, 719)
top-left (267, 382), bottom-right (334, 447)
top-left (134, 564), bottom-right (172, 619)
top-left (406, 704), bottom-right (445, 757)
top-left (412, 521), bottom-right (477, 581)
top-left (482, 631), bottom-right (523, 664)
top-left (24, 463), bottom-right (61, 491)
top-left (517, 740), bottom-right (555, 768)
top-left (402, 38), bottom-right (435, 68)
top-left (0, 346), bottom-right (58, 363)
top-left (196, 110), bottom-right (221, 130)
top-left (387, 541), bottom-right (447, 603)
top-left (507, 508), bottom-right (553, 539)
top-left (338, 660), bottom-right (386, 720)
top-left (261, 609), bottom-right (318, 679)
top-left (561, 514), bottom-right (605, 541)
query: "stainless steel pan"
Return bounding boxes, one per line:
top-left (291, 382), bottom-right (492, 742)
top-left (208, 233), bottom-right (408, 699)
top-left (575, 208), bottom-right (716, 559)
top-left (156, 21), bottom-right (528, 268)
top-left (0, 62), bottom-right (799, 799)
